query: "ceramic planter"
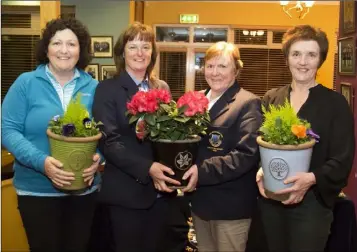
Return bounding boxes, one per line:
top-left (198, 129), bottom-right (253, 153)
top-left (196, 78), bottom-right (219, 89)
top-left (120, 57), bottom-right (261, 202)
top-left (152, 136), bottom-right (201, 189)
top-left (46, 129), bottom-right (102, 191)
top-left (257, 136), bottom-right (315, 200)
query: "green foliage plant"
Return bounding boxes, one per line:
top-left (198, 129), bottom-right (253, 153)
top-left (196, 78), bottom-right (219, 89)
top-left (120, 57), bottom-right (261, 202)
top-left (48, 93), bottom-right (102, 137)
top-left (259, 100), bottom-right (312, 145)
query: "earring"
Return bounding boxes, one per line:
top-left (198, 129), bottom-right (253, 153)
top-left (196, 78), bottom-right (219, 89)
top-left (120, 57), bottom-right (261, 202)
top-left (123, 53), bottom-right (125, 58)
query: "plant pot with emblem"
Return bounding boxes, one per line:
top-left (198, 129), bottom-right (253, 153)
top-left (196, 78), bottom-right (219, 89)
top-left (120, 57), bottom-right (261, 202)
top-left (258, 100), bottom-right (319, 201)
top-left (152, 136), bottom-right (201, 189)
top-left (126, 89), bottom-right (210, 189)
top-left (47, 94), bottom-right (102, 191)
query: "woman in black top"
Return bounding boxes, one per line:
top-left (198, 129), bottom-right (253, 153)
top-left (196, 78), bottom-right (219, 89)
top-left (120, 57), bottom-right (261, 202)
top-left (256, 25), bottom-right (355, 252)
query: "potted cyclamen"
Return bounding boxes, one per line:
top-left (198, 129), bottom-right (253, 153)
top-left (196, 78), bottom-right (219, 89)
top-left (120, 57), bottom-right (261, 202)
top-left (126, 89), bottom-right (210, 189)
top-left (257, 100), bottom-right (319, 201)
top-left (46, 94), bottom-right (102, 191)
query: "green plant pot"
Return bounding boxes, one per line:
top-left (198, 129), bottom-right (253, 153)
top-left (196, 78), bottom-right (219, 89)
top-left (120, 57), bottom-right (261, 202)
top-left (46, 129), bottom-right (102, 191)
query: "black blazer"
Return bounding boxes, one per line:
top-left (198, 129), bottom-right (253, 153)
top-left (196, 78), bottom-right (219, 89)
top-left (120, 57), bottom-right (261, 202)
top-left (191, 81), bottom-right (263, 220)
top-left (92, 71), bottom-right (169, 209)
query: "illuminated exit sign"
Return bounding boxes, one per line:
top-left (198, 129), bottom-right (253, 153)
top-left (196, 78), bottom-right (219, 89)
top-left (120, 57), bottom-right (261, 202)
top-left (180, 14), bottom-right (199, 24)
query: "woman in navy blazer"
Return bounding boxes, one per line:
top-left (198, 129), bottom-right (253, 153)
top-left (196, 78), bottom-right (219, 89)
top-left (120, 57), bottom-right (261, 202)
top-left (190, 42), bottom-right (263, 252)
top-left (92, 22), bottom-right (181, 252)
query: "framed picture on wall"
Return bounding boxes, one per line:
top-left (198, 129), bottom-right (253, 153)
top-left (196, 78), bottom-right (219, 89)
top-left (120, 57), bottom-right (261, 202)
top-left (101, 65), bottom-right (117, 80)
top-left (338, 37), bottom-right (356, 76)
top-left (340, 82), bottom-right (353, 111)
top-left (85, 64), bottom-right (99, 81)
top-left (342, 1), bottom-right (355, 35)
top-left (91, 36), bottom-right (113, 58)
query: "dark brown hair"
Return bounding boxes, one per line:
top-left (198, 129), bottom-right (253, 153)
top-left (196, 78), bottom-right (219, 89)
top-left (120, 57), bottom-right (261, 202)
top-left (282, 25), bottom-right (329, 68)
top-left (36, 17), bottom-right (92, 70)
top-left (113, 22), bottom-right (159, 87)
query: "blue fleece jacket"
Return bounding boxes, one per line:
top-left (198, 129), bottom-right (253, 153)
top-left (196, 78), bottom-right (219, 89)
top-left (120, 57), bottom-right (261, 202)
top-left (2, 64), bottom-right (100, 193)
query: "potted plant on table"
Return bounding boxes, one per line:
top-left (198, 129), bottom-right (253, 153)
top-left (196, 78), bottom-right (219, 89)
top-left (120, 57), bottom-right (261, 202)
top-left (126, 89), bottom-right (210, 189)
top-left (46, 94), bottom-right (102, 191)
top-left (257, 100), bottom-right (319, 201)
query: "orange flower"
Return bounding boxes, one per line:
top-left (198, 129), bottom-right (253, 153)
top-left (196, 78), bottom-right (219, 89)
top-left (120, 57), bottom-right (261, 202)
top-left (291, 124), bottom-right (307, 139)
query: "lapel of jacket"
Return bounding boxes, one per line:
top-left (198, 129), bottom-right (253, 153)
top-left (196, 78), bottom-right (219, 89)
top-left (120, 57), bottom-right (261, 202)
top-left (119, 71), bottom-right (140, 100)
top-left (209, 81), bottom-right (240, 122)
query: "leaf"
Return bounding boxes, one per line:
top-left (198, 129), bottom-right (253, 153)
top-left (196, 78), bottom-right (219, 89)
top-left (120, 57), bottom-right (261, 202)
top-left (129, 115), bottom-right (140, 124)
top-left (145, 114), bottom-right (156, 126)
top-left (174, 117), bottom-right (190, 123)
top-left (160, 104), bottom-right (171, 112)
top-left (156, 115), bottom-right (171, 122)
top-left (205, 113), bottom-right (211, 121)
top-left (178, 105), bottom-right (188, 115)
top-left (171, 131), bottom-right (181, 141)
top-left (150, 128), bottom-right (160, 137)
top-left (275, 117), bottom-right (282, 128)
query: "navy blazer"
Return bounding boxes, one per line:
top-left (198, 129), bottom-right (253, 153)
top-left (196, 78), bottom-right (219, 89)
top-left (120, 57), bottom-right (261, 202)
top-left (92, 71), bottom-right (168, 209)
top-left (191, 81), bottom-right (263, 220)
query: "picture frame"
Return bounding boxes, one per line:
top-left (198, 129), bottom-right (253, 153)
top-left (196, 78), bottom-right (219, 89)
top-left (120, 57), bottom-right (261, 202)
top-left (342, 1), bottom-right (355, 35)
top-left (85, 64), bottom-right (99, 81)
top-left (91, 36), bottom-right (113, 58)
top-left (101, 65), bottom-right (117, 80)
top-left (340, 82), bottom-right (353, 111)
top-left (338, 37), bottom-right (356, 76)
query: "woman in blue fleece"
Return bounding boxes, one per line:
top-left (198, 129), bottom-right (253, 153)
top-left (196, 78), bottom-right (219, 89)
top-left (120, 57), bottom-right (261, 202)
top-left (1, 18), bottom-right (100, 252)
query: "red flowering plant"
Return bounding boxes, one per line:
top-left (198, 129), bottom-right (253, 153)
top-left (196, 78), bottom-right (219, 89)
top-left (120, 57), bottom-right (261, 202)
top-left (126, 89), bottom-right (210, 141)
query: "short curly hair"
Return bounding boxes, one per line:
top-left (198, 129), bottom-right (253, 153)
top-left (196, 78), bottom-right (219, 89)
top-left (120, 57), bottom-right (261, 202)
top-left (282, 25), bottom-right (329, 68)
top-left (36, 18), bottom-right (92, 70)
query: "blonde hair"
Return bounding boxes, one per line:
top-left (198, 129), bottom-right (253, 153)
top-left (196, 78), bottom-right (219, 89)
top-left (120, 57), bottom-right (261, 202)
top-left (205, 42), bottom-right (243, 76)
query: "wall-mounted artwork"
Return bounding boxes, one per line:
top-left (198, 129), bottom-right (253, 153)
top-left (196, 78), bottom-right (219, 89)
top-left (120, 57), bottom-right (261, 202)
top-left (338, 37), bottom-right (356, 76)
top-left (85, 64), bottom-right (99, 81)
top-left (91, 36), bottom-right (113, 58)
top-left (340, 82), bottom-right (353, 111)
top-left (342, 1), bottom-right (355, 35)
top-left (101, 65), bottom-right (117, 80)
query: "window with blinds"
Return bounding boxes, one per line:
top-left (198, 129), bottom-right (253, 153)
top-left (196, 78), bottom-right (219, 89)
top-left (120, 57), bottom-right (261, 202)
top-left (1, 5), bottom-right (75, 102)
top-left (234, 29), bottom-right (267, 45)
top-left (235, 29), bottom-right (291, 97)
top-left (238, 48), bottom-right (291, 97)
top-left (1, 35), bottom-right (40, 102)
top-left (156, 25), bottom-right (291, 98)
top-left (2, 13), bottom-right (32, 28)
top-left (159, 51), bottom-right (187, 100)
top-left (194, 52), bottom-right (209, 91)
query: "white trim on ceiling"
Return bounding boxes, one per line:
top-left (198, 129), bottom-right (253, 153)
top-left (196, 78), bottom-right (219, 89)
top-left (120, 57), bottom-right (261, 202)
top-left (163, 1), bottom-right (339, 5)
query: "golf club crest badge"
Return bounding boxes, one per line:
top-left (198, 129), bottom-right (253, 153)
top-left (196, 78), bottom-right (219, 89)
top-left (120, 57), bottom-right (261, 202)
top-left (208, 131), bottom-right (223, 152)
top-left (269, 158), bottom-right (289, 180)
top-left (175, 151), bottom-right (193, 171)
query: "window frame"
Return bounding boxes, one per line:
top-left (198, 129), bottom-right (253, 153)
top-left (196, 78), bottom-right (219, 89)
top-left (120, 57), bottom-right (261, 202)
top-left (154, 24), bottom-right (290, 97)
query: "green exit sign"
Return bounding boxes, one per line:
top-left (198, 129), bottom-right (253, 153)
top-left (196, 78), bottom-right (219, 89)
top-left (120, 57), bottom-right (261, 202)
top-left (180, 14), bottom-right (199, 24)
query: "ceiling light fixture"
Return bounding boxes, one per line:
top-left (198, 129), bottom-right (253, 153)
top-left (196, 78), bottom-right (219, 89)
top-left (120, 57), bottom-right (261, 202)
top-left (280, 1), bottom-right (315, 19)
